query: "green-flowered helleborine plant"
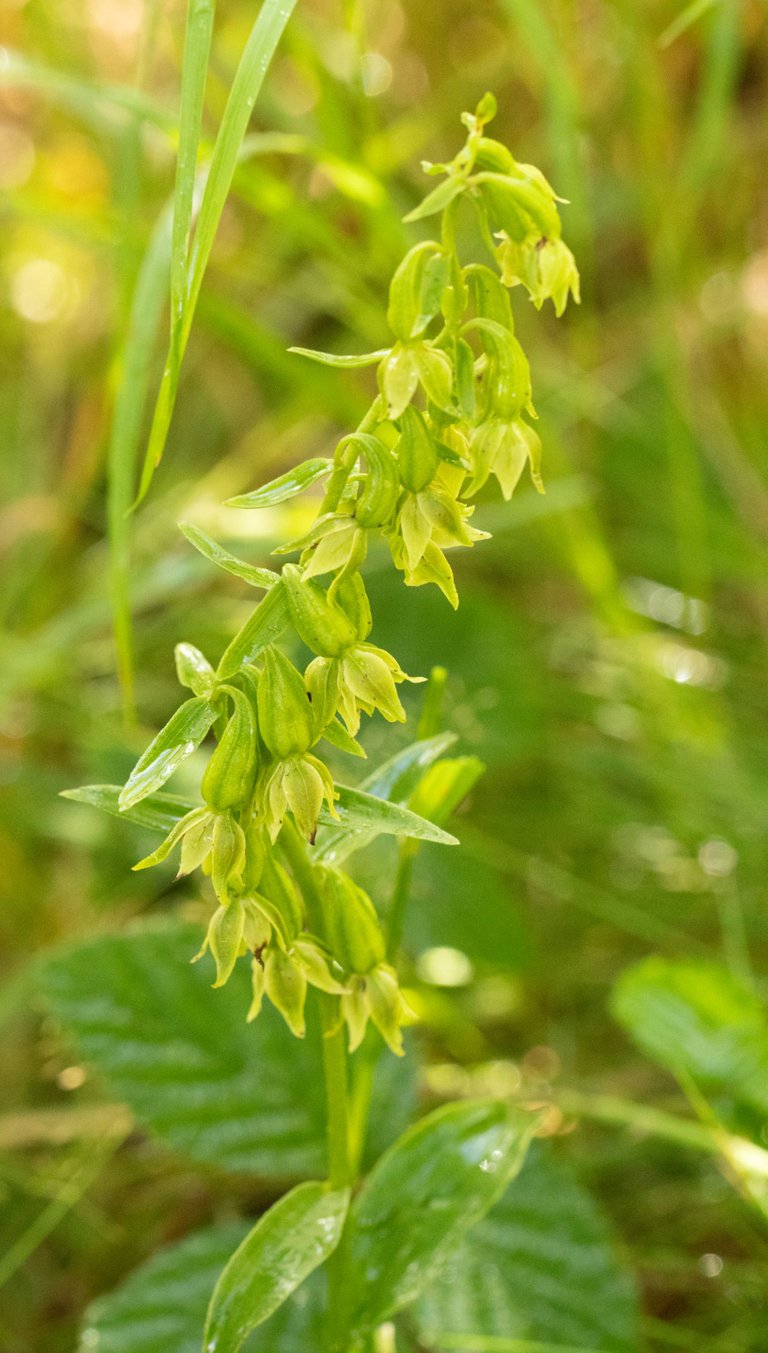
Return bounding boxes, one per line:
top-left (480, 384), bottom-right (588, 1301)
top-left (66, 93), bottom-right (578, 1353)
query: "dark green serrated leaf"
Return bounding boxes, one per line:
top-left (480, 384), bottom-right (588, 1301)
top-left (226, 458), bottom-right (333, 509)
top-left (414, 1147), bottom-right (641, 1353)
top-left (79, 1226), bottom-right (325, 1353)
top-left (217, 580), bottom-right (289, 679)
top-left (43, 923), bottom-right (327, 1176)
top-left (119, 697), bottom-right (216, 810)
top-left (346, 1099), bottom-right (534, 1336)
top-left (179, 523), bottom-right (280, 589)
top-left (203, 1182), bottom-right (349, 1353)
top-left (612, 956), bottom-right (768, 1118)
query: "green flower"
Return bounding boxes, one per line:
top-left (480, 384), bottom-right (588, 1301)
top-left (275, 511), bottom-right (367, 581)
top-left (466, 416), bottom-right (543, 499)
top-left (336, 643), bottom-right (422, 735)
top-left (496, 233), bottom-right (579, 316)
top-left (247, 933), bottom-right (348, 1035)
top-left (341, 963), bottom-right (414, 1056)
top-left (262, 752), bottom-right (338, 843)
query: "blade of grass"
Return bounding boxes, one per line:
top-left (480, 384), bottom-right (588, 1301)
top-left (0, 50), bottom-right (175, 135)
top-left (136, 0), bottom-right (299, 505)
top-left (171, 0), bottom-right (216, 343)
top-left (659, 0), bottom-right (719, 48)
top-left (108, 3), bottom-right (164, 720)
top-left (107, 203), bottom-right (174, 718)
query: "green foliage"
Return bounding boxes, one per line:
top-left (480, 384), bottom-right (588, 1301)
top-left (203, 1181), bottom-right (349, 1353)
top-left (8, 0), bottom-right (768, 1349)
top-left (345, 1099), bottom-right (533, 1335)
top-left (414, 1147), bottom-right (640, 1352)
top-left (613, 956), bottom-right (768, 1123)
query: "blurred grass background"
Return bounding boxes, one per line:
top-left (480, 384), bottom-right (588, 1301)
top-left (1, 0), bottom-right (768, 1348)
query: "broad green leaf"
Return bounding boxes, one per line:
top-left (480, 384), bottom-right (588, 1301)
top-left (137, 0), bottom-right (298, 500)
top-left (217, 580), bottom-right (289, 679)
top-left (118, 697), bottom-right (217, 810)
top-left (78, 1226), bottom-right (324, 1353)
top-left (346, 1099), bottom-right (534, 1336)
top-left (288, 346), bottom-right (389, 368)
top-left (44, 924), bottom-right (327, 1175)
top-left (319, 784), bottom-right (458, 849)
top-left (226, 458), bottom-right (333, 509)
top-left (403, 175), bottom-right (465, 223)
top-left (61, 785), bottom-right (197, 836)
top-left (314, 733), bottom-right (457, 865)
top-left (171, 0), bottom-right (216, 328)
top-left (612, 956), bottom-right (768, 1119)
top-left (414, 1147), bottom-right (640, 1353)
top-left (203, 1182), bottom-right (349, 1353)
top-left (179, 522), bottom-right (280, 588)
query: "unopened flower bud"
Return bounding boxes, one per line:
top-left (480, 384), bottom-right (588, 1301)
top-left (387, 241), bottom-right (450, 343)
top-left (201, 686), bottom-right (257, 812)
top-left (258, 646), bottom-right (314, 758)
top-left (283, 564), bottom-right (357, 657)
top-left (353, 435), bottom-right (401, 529)
top-left (317, 867), bottom-right (385, 975)
top-left (333, 572), bottom-right (372, 642)
top-left (397, 406), bottom-right (439, 493)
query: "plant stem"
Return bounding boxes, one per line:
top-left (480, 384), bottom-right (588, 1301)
top-left (279, 820), bottom-right (352, 1350)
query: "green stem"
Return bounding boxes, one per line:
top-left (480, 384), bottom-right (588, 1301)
top-left (385, 846), bottom-right (415, 964)
top-left (279, 820), bottom-right (352, 1351)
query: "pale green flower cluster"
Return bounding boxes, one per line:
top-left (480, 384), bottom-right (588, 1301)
top-left (113, 95), bottom-right (578, 1053)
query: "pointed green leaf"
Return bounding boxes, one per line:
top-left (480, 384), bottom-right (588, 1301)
top-left (414, 1147), bottom-right (641, 1353)
top-left (203, 1182), bottom-right (349, 1353)
top-left (216, 580), bottom-right (289, 679)
top-left (318, 784), bottom-right (458, 849)
top-left (118, 697), bottom-right (216, 810)
top-left (346, 1099), bottom-right (534, 1336)
top-left (226, 458), bottom-right (333, 509)
top-left (136, 0), bottom-right (298, 499)
top-left (319, 718), bottom-right (367, 759)
top-left (314, 733), bottom-right (457, 864)
top-left (175, 641), bottom-right (217, 695)
top-left (403, 175), bottom-right (465, 223)
top-left (288, 346), bottom-right (389, 368)
top-left (171, 0), bottom-right (216, 326)
top-left (61, 784), bottom-right (198, 835)
top-left (179, 522), bottom-right (280, 588)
